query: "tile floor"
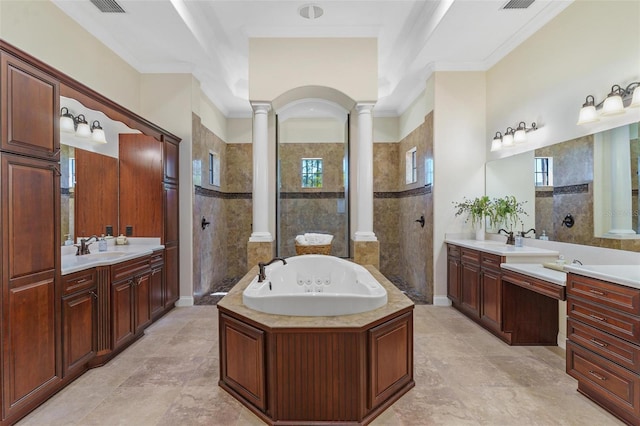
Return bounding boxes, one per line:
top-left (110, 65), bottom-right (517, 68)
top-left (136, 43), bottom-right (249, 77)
top-left (18, 305), bottom-right (623, 426)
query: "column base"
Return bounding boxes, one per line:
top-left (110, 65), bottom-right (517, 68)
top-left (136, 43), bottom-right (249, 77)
top-left (249, 232), bottom-right (273, 242)
top-left (351, 239), bottom-right (380, 270)
top-left (247, 240), bottom-right (276, 271)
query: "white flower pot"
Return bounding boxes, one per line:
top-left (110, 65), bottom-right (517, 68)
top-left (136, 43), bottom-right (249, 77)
top-left (475, 221), bottom-right (485, 241)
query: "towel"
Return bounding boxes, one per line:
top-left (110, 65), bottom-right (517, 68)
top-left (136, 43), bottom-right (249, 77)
top-left (295, 235), bottom-right (307, 245)
top-left (304, 233), bottom-right (333, 245)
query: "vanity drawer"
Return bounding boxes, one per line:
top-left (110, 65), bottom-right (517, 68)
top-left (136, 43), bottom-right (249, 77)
top-left (568, 297), bottom-right (640, 343)
top-left (568, 274), bottom-right (640, 315)
top-left (568, 318), bottom-right (640, 373)
top-left (447, 244), bottom-right (460, 258)
top-left (567, 341), bottom-right (640, 419)
top-left (111, 255), bottom-right (150, 282)
top-left (460, 248), bottom-right (480, 264)
top-left (62, 269), bottom-right (96, 295)
top-left (502, 270), bottom-right (566, 301)
top-left (480, 253), bottom-right (502, 271)
top-left (150, 250), bottom-right (164, 267)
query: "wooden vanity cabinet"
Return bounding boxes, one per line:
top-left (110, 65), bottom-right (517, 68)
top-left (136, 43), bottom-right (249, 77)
top-left (110, 256), bottom-right (152, 351)
top-left (566, 273), bottom-right (640, 425)
top-left (0, 45), bottom-right (62, 425)
top-left (150, 250), bottom-right (165, 319)
top-left (459, 248), bottom-right (481, 318)
top-left (62, 270), bottom-right (97, 379)
top-left (446, 244), bottom-right (461, 304)
top-left (479, 252), bottom-right (503, 332)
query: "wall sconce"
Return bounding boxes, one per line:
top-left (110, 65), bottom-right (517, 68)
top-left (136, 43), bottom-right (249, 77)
top-left (577, 81), bottom-right (640, 125)
top-left (490, 122), bottom-right (537, 152)
top-left (59, 108), bottom-right (107, 143)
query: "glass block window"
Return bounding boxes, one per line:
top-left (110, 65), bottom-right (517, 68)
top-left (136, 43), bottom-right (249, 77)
top-left (301, 158), bottom-right (323, 188)
top-left (534, 157), bottom-right (553, 186)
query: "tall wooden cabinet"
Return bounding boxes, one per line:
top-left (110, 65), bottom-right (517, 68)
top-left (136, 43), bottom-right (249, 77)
top-left (0, 50), bottom-right (61, 424)
top-left (0, 41), bottom-right (181, 424)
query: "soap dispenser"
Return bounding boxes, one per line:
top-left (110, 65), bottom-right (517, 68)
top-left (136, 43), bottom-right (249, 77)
top-left (539, 230), bottom-right (549, 241)
top-left (64, 234), bottom-right (73, 246)
top-left (98, 234), bottom-right (108, 252)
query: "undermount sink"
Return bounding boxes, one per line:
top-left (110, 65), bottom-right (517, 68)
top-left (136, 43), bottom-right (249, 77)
top-left (82, 251), bottom-right (127, 259)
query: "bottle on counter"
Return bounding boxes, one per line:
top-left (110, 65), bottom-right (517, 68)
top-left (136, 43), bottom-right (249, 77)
top-left (539, 230), bottom-right (549, 241)
top-left (515, 235), bottom-right (524, 247)
top-left (98, 234), bottom-right (108, 252)
top-left (64, 234), bottom-right (73, 246)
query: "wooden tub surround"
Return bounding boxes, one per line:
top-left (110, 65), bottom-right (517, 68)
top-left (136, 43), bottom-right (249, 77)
top-left (217, 265), bottom-right (415, 425)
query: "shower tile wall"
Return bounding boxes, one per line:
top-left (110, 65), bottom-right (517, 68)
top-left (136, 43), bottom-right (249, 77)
top-left (279, 143), bottom-right (347, 257)
top-left (192, 114), bottom-right (252, 298)
top-left (374, 112), bottom-right (434, 302)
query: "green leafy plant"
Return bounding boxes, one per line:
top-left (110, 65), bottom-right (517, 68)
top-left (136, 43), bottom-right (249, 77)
top-left (489, 195), bottom-right (528, 230)
top-left (453, 196), bottom-right (492, 226)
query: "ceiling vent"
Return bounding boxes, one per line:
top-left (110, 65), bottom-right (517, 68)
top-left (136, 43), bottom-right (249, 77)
top-left (90, 0), bottom-right (125, 13)
top-left (298, 4), bottom-right (324, 20)
top-left (502, 0), bottom-right (535, 9)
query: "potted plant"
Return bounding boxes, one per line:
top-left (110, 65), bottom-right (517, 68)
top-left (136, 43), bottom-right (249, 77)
top-left (453, 195), bottom-right (493, 240)
top-left (489, 195), bottom-right (528, 244)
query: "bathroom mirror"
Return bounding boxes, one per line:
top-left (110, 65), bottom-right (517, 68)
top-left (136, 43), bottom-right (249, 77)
top-left (59, 96), bottom-right (142, 245)
top-left (276, 99), bottom-right (350, 258)
top-left (486, 122), bottom-right (640, 250)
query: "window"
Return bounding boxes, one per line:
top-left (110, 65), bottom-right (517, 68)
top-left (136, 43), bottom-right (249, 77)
top-left (68, 157), bottom-right (76, 189)
top-left (534, 157), bottom-right (553, 186)
top-left (301, 158), bottom-right (323, 188)
top-left (209, 152), bottom-right (220, 187)
top-left (406, 147), bottom-right (417, 184)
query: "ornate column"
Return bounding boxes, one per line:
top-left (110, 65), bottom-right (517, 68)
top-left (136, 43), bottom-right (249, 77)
top-left (353, 103), bottom-right (379, 268)
top-left (247, 102), bottom-right (274, 269)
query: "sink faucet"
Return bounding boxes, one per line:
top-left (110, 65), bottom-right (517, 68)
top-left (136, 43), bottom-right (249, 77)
top-left (257, 257), bottom-right (287, 283)
top-left (498, 229), bottom-right (515, 245)
top-left (519, 228), bottom-right (536, 238)
top-left (75, 235), bottom-right (99, 256)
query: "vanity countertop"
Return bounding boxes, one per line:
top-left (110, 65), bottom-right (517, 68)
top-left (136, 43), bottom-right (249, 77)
top-left (61, 243), bottom-right (164, 275)
top-left (564, 264), bottom-right (640, 290)
top-left (500, 263), bottom-right (567, 286)
top-left (445, 238), bottom-right (559, 258)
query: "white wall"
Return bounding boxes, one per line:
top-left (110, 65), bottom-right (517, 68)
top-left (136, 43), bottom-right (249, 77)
top-left (280, 118), bottom-right (346, 143)
top-left (486, 0), bottom-right (640, 162)
top-left (398, 76), bottom-right (435, 141)
top-left (0, 0), bottom-right (141, 114)
top-left (249, 38), bottom-right (378, 103)
top-left (433, 71), bottom-right (487, 304)
top-left (226, 118), bottom-right (253, 144)
top-left (373, 117), bottom-right (399, 143)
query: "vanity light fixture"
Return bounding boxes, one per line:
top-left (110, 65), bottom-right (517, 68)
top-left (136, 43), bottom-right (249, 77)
top-left (59, 108), bottom-right (108, 143)
top-left (578, 81), bottom-right (640, 124)
top-left (514, 121), bottom-right (537, 143)
top-left (490, 122), bottom-right (538, 151)
top-left (490, 132), bottom-right (503, 152)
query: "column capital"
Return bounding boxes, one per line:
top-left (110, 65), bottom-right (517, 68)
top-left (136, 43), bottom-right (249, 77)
top-left (251, 102), bottom-right (272, 114)
top-left (355, 102), bottom-right (375, 114)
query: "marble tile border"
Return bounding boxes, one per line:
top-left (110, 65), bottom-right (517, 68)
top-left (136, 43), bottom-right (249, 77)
top-left (552, 183), bottom-right (589, 195)
top-left (279, 191), bottom-right (345, 199)
top-left (194, 185), bottom-right (251, 199)
top-left (374, 184), bottom-right (432, 199)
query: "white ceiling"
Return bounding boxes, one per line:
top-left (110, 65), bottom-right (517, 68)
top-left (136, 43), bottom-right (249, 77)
top-left (51, 0), bottom-right (573, 118)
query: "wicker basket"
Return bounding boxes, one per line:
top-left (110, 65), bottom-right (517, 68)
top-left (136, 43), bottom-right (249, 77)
top-left (295, 243), bottom-right (331, 255)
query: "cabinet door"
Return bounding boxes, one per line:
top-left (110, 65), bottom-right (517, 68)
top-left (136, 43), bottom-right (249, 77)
top-left (150, 266), bottom-right (164, 318)
top-left (460, 262), bottom-right (480, 318)
top-left (447, 257), bottom-right (461, 304)
top-left (0, 52), bottom-right (59, 160)
top-left (62, 289), bottom-right (97, 377)
top-left (164, 183), bottom-right (178, 244)
top-left (134, 272), bottom-right (152, 332)
top-left (162, 136), bottom-right (179, 185)
top-left (118, 133), bottom-right (162, 237)
top-left (112, 279), bottom-right (134, 350)
top-left (1, 153), bottom-right (60, 417)
top-left (164, 243), bottom-right (179, 307)
top-left (481, 269), bottom-right (501, 330)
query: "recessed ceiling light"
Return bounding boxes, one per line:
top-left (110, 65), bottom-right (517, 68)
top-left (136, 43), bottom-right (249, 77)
top-left (299, 4), bottom-right (324, 20)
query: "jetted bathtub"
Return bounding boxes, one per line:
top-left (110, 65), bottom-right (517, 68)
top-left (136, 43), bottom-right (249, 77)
top-left (242, 255), bottom-right (388, 316)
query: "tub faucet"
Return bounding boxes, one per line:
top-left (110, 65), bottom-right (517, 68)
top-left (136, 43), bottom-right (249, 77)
top-left (258, 257), bottom-right (287, 283)
top-left (75, 235), bottom-right (99, 256)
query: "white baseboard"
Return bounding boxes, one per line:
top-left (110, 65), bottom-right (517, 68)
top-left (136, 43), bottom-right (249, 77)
top-left (175, 296), bottom-right (194, 307)
top-left (558, 333), bottom-right (566, 350)
top-left (433, 295), bottom-right (452, 306)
